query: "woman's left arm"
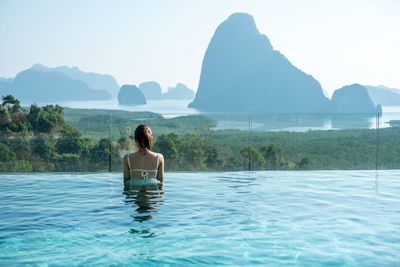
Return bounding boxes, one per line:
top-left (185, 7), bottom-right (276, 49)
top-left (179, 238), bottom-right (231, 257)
top-left (157, 154), bottom-right (164, 183)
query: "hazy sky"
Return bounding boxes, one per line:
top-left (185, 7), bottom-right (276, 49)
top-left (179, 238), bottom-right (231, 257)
top-left (1, 0), bottom-right (399, 95)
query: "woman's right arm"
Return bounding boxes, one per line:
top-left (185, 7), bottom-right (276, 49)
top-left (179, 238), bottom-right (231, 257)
top-left (123, 154), bottom-right (130, 189)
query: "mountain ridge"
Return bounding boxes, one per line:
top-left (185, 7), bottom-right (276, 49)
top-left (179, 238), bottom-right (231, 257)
top-left (364, 85), bottom-right (400, 106)
top-left (11, 69), bottom-right (111, 102)
top-left (31, 63), bottom-right (120, 97)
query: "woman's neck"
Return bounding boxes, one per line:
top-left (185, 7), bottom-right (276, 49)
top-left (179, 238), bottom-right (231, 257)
top-left (138, 147), bottom-right (149, 155)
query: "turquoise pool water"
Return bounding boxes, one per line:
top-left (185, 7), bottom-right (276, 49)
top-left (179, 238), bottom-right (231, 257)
top-left (1, 171), bottom-right (399, 266)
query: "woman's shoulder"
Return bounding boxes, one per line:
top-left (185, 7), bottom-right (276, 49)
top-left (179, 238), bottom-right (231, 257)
top-left (126, 150), bottom-right (163, 159)
top-left (124, 152), bottom-right (139, 161)
top-left (124, 152), bottom-right (134, 158)
top-left (153, 151), bottom-right (164, 159)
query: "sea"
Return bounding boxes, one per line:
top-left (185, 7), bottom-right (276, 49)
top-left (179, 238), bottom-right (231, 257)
top-left (21, 98), bottom-right (400, 132)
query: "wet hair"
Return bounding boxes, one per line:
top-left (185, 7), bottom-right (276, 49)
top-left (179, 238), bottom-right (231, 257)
top-left (134, 124), bottom-right (153, 150)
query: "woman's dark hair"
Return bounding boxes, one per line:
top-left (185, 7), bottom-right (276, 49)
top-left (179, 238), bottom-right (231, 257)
top-left (134, 124), bottom-right (153, 150)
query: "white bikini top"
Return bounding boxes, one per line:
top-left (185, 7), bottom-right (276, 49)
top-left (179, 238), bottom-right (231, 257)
top-left (127, 153), bottom-right (159, 180)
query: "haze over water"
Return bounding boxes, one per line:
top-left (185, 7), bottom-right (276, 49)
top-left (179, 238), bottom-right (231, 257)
top-left (19, 97), bottom-right (400, 132)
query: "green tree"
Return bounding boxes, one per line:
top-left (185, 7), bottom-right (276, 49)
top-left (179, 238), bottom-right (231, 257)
top-left (14, 160), bottom-right (33, 172)
top-left (296, 157), bottom-right (310, 170)
top-left (27, 104), bottom-right (41, 132)
top-left (260, 144), bottom-right (285, 170)
top-left (0, 95), bottom-right (28, 133)
top-left (203, 144), bottom-right (222, 169)
top-left (56, 125), bottom-right (84, 154)
top-left (77, 137), bottom-right (96, 170)
top-left (0, 105), bottom-right (12, 130)
top-left (0, 142), bottom-right (16, 163)
top-left (90, 138), bottom-right (120, 171)
top-left (54, 154), bottom-right (80, 172)
top-left (2, 95), bottom-right (19, 106)
top-left (153, 132), bottom-right (180, 170)
top-left (9, 136), bottom-right (31, 161)
top-left (2, 95), bottom-right (21, 113)
top-left (180, 134), bottom-right (206, 170)
top-left (118, 136), bottom-right (133, 150)
top-left (28, 104), bottom-right (64, 133)
top-left (56, 134), bottom-right (83, 154)
top-left (223, 155), bottom-right (242, 171)
top-left (32, 135), bottom-right (53, 161)
top-left (153, 134), bottom-right (178, 157)
top-left (240, 146), bottom-right (266, 170)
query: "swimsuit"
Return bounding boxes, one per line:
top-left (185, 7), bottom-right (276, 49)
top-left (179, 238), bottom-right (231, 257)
top-left (127, 153), bottom-right (160, 185)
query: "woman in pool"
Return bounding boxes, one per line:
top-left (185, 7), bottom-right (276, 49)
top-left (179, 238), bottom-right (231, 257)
top-left (123, 124), bottom-right (164, 189)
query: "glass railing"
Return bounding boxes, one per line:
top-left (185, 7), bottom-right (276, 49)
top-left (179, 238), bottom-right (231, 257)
top-left (1, 107), bottom-right (398, 172)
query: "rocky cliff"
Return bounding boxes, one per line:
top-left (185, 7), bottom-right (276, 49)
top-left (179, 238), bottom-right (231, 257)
top-left (189, 13), bottom-right (329, 112)
top-left (118, 85), bottom-right (146, 105)
top-left (330, 84), bottom-right (377, 113)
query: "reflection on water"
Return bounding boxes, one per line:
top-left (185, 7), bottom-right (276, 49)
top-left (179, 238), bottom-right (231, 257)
top-left (128, 228), bottom-right (158, 238)
top-left (123, 184), bottom-right (164, 223)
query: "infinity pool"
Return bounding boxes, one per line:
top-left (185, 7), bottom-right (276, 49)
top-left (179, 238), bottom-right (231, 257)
top-left (1, 171), bottom-right (399, 265)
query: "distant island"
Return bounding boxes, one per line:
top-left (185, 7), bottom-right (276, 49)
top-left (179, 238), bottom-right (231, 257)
top-left (330, 84), bottom-right (377, 113)
top-left (118, 85), bottom-right (146, 105)
top-left (163, 83), bottom-right (195, 100)
top-left (31, 63), bottom-right (120, 97)
top-left (0, 63), bottom-right (196, 105)
top-left (2, 69), bottom-right (111, 102)
top-left (189, 13), bottom-right (379, 113)
top-left (0, 64), bottom-right (115, 102)
top-left (138, 81), bottom-right (195, 100)
top-left (364, 85), bottom-right (400, 106)
top-left (138, 81), bottom-right (163, 100)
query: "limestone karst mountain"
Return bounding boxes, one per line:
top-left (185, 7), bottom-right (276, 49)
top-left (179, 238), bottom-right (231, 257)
top-left (163, 83), bottom-right (195, 100)
top-left (138, 81), bottom-right (163, 100)
top-left (330, 84), bottom-right (377, 113)
top-left (138, 81), bottom-right (195, 100)
top-left (189, 13), bottom-right (329, 112)
top-left (118, 85), bottom-right (146, 105)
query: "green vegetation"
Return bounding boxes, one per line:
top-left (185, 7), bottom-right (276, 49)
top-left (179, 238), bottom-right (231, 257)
top-left (0, 95), bottom-right (119, 172)
top-left (1, 95), bottom-right (400, 172)
top-left (63, 107), bottom-right (216, 140)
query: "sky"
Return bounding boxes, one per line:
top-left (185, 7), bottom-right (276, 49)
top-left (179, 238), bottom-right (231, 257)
top-left (0, 0), bottom-right (399, 96)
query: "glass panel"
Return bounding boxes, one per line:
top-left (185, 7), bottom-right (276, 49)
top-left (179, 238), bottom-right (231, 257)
top-left (63, 108), bottom-right (122, 172)
top-left (0, 104), bottom-right (119, 173)
top-left (250, 112), bottom-right (379, 170)
top-left (378, 108), bottom-right (400, 170)
top-left (2, 101), bottom-right (397, 172)
top-left (111, 112), bottom-right (251, 172)
top-left (206, 113), bottom-right (253, 171)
